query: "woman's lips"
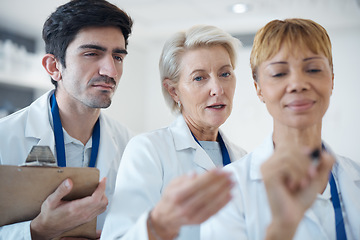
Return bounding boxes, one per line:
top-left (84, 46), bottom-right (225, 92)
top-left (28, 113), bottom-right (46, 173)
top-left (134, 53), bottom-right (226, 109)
top-left (206, 104), bottom-right (226, 109)
top-left (286, 100), bottom-right (315, 111)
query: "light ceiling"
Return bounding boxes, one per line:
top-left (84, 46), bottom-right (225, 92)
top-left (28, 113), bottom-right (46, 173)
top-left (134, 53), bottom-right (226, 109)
top-left (0, 0), bottom-right (360, 45)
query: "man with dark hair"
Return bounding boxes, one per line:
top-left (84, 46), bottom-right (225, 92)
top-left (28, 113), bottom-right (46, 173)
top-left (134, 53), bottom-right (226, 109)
top-left (0, 0), bottom-right (133, 238)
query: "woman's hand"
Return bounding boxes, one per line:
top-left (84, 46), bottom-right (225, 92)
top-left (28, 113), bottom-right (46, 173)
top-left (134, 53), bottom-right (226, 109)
top-left (261, 145), bottom-right (334, 240)
top-left (148, 169), bottom-right (233, 240)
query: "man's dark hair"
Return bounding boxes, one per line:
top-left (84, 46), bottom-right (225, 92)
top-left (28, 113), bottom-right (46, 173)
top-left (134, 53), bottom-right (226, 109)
top-left (42, 0), bottom-right (133, 86)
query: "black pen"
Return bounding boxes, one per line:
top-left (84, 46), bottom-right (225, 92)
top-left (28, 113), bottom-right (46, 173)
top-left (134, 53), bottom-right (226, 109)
top-left (310, 148), bottom-right (321, 166)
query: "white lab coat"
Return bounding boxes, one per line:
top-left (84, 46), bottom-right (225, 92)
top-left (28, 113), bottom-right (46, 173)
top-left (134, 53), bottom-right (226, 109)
top-left (201, 134), bottom-right (360, 240)
top-left (101, 115), bottom-right (247, 240)
top-left (0, 90), bottom-right (133, 240)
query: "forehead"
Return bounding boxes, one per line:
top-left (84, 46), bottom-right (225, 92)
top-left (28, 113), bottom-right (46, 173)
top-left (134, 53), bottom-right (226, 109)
top-left (68, 26), bottom-right (126, 50)
top-left (265, 44), bottom-right (323, 63)
top-left (180, 45), bottom-right (231, 70)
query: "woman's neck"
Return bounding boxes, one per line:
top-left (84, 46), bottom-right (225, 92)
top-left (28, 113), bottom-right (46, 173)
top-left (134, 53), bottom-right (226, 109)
top-left (272, 124), bottom-right (323, 150)
top-left (183, 115), bottom-right (219, 141)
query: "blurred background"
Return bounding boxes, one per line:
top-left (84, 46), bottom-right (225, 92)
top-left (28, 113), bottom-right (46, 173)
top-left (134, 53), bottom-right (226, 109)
top-left (0, 0), bottom-right (359, 160)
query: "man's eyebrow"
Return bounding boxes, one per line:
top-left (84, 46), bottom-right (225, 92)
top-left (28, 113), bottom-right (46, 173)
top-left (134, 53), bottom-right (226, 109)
top-left (78, 44), bottom-right (128, 55)
top-left (113, 48), bottom-right (128, 55)
top-left (79, 44), bottom-right (106, 51)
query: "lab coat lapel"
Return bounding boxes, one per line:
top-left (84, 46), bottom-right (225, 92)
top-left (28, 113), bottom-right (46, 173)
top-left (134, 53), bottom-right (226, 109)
top-left (95, 114), bottom-right (119, 180)
top-left (249, 134), bottom-right (274, 180)
top-left (335, 157), bottom-right (360, 238)
top-left (25, 90), bottom-right (56, 154)
top-left (171, 115), bottom-right (216, 171)
top-left (303, 208), bottom-right (324, 233)
top-left (193, 146), bottom-right (216, 171)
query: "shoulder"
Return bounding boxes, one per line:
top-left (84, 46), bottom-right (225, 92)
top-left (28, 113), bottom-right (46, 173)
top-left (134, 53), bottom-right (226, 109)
top-left (0, 90), bottom-right (52, 128)
top-left (0, 106), bottom-right (29, 128)
top-left (225, 152), bottom-right (254, 177)
top-left (335, 154), bottom-right (360, 178)
top-left (223, 136), bottom-right (247, 160)
top-left (99, 113), bottom-right (134, 142)
top-left (126, 126), bottom-right (173, 149)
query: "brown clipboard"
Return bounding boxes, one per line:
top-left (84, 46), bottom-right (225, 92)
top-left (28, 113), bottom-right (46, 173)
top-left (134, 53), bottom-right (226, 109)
top-left (0, 165), bottom-right (99, 239)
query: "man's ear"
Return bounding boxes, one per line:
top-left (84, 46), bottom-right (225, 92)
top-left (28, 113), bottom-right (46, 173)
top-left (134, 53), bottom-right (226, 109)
top-left (254, 81), bottom-right (265, 103)
top-left (42, 54), bottom-right (62, 82)
top-left (163, 78), bottom-right (179, 102)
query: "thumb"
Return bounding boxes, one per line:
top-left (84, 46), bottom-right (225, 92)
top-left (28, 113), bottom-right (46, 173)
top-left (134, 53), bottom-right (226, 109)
top-left (92, 177), bottom-right (107, 198)
top-left (311, 151), bottom-right (335, 192)
top-left (47, 178), bottom-right (73, 204)
top-left (318, 151), bottom-right (335, 179)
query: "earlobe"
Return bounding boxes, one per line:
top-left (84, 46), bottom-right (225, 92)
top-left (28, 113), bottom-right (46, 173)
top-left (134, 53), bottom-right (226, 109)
top-left (42, 54), bottom-right (62, 81)
top-left (163, 79), bottom-right (179, 102)
top-left (254, 81), bottom-right (265, 102)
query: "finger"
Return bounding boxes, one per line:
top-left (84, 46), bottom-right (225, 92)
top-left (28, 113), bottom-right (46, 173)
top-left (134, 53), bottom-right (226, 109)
top-left (313, 151), bottom-right (335, 186)
top-left (47, 179), bottom-right (73, 207)
top-left (92, 177), bottom-right (107, 200)
top-left (176, 169), bottom-right (232, 202)
top-left (60, 237), bottom-right (92, 240)
top-left (179, 175), bottom-right (233, 223)
top-left (187, 183), bottom-right (232, 224)
top-left (96, 230), bottom-right (101, 239)
top-left (284, 149), bottom-right (313, 191)
top-left (181, 171), bottom-right (233, 210)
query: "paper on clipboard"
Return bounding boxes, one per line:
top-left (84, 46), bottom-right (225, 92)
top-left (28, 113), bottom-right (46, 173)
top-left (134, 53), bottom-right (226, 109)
top-left (0, 146), bottom-right (99, 239)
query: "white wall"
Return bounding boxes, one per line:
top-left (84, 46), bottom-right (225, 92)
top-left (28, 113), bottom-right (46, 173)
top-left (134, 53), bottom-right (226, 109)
top-left (105, 26), bottom-right (360, 161)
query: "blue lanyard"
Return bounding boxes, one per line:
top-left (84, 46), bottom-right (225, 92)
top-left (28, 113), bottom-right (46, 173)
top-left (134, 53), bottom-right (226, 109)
top-left (329, 172), bottom-right (347, 240)
top-left (321, 143), bottom-right (347, 240)
top-left (50, 93), bottom-right (100, 168)
top-left (191, 132), bottom-right (231, 166)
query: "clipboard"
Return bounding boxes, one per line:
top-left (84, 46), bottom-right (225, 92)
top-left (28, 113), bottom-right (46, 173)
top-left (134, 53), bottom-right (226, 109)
top-left (0, 146), bottom-right (99, 239)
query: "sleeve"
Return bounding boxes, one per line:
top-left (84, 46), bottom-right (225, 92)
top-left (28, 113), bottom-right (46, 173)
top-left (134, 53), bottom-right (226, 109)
top-left (0, 221), bottom-right (32, 240)
top-left (200, 168), bottom-right (249, 240)
top-left (101, 134), bottom-right (165, 240)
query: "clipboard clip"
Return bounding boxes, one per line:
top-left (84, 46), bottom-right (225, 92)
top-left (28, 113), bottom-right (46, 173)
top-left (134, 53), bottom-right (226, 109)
top-left (20, 146), bottom-right (57, 167)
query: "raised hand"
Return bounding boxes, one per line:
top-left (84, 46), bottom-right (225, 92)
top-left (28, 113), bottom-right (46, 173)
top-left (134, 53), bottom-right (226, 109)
top-left (148, 169), bottom-right (233, 240)
top-left (261, 145), bottom-right (334, 240)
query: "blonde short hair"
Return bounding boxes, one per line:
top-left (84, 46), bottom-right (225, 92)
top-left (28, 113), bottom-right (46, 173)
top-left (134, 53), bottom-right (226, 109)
top-left (250, 18), bottom-right (333, 82)
top-left (159, 25), bottom-right (241, 112)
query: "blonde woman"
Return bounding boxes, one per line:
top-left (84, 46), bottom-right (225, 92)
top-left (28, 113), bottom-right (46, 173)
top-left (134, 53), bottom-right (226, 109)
top-left (102, 25), bottom-right (246, 240)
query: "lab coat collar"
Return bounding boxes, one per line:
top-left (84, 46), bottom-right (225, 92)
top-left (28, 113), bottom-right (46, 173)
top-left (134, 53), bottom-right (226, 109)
top-left (25, 90), bottom-right (56, 153)
top-left (169, 114), bottom-right (216, 171)
top-left (303, 151), bottom-right (360, 237)
top-left (95, 113), bottom-right (121, 179)
top-left (249, 133), bottom-right (274, 180)
top-left (170, 114), bottom-right (198, 151)
top-left (23, 89), bottom-right (117, 178)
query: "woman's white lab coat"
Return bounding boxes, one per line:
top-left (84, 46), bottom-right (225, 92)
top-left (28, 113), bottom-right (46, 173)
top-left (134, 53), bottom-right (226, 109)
top-left (0, 90), bottom-right (133, 239)
top-left (201, 134), bottom-right (360, 240)
top-left (101, 114), bottom-right (247, 240)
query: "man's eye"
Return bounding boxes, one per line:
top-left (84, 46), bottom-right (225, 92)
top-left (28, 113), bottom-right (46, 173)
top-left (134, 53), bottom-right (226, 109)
top-left (194, 76), bottom-right (203, 81)
top-left (114, 56), bottom-right (123, 62)
top-left (84, 52), bottom-right (97, 57)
